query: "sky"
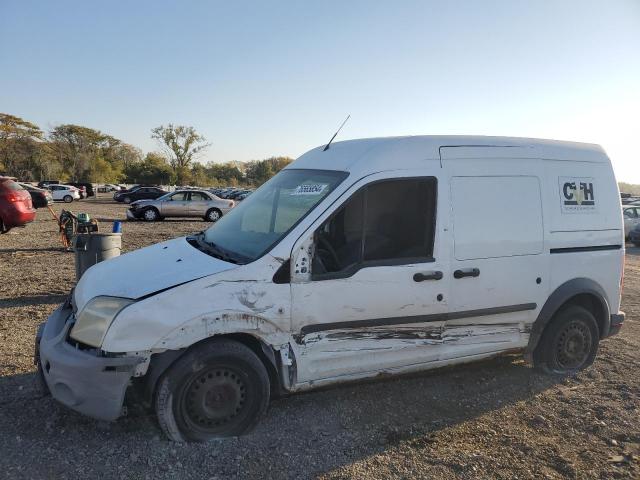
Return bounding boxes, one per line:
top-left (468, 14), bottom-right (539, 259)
top-left (1, 1), bottom-right (639, 182)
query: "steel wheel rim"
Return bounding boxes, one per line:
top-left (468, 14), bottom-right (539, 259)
top-left (144, 210), bottom-right (156, 220)
top-left (181, 367), bottom-right (247, 433)
top-left (208, 210), bottom-right (220, 221)
top-left (555, 320), bottom-right (591, 369)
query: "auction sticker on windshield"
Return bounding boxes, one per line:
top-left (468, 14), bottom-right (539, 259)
top-left (291, 184), bottom-right (328, 195)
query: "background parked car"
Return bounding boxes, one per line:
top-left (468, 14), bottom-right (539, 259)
top-left (47, 184), bottom-right (81, 203)
top-left (228, 189), bottom-right (253, 200)
top-left (18, 183), bottom-right (53, 208)
top-left (37, 180), bottom-right (60, 188)
top-left (98, 183), bottom-right (121, 193)
top-left (0, 176), bottom-right (36, 233)
top-left (114, 186), bottom-right (166, 203)
top-left (623, 206), bottom-right (640, 239)
top-left (66, 184), bottom-right (87, 199)
top-left (629, 223), bottom-right (640, 247)
top-left (126, 189), bottom-right (235, 221)
top-left (235, 191), bottom-right (252, 201)
top-left (66, 182), bottom-right (95, 198)
top-left (113, 184), bottom-right (141, 200)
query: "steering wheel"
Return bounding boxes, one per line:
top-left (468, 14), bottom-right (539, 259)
top-left (316, 235), bottom-right (341, 272)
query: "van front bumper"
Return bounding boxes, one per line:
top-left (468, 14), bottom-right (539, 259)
top-left (35, 304), bottom-right (143, 421)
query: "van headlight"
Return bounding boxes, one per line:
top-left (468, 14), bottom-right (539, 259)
top-left (69, 296), bottom-right (134, 347)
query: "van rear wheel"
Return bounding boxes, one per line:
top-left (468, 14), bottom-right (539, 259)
top-left (533, 305), bottom-right (599, 375)
top-left (155, 339), bottom-right (270, 442)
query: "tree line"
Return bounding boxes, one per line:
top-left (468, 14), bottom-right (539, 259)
top-left (0, 113), bottom-right (292, 186)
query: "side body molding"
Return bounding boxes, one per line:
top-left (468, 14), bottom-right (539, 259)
top-left (524, 277), bottom-right (611, 363)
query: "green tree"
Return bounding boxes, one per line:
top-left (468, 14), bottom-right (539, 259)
top-left (124, 152), bottom-right (174, 185)
top-left (204, 161), bottom-right (244, 185)
top-left (49, 124), bottom-right (111, 181)
top-left (245, 156), bottom-right (293, 186)
top-left (151, 124), bottom-right (210, 184)
top-left (0, 113), bottom-right (45, 179)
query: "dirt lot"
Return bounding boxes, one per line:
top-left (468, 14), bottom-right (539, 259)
top-left (1, 195), bottom-right (638, 479)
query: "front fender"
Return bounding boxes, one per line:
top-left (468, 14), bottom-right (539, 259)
top-left (101, 264), bottom-right (291, 352)
top-left (152, 310), bottom-right (291, 351)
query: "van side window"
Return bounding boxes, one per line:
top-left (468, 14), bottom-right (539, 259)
top-left (313, 178), bottom-right (437, 278)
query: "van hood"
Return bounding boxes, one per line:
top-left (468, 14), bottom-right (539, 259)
top-left (73, 236), bottom-right (236, 312)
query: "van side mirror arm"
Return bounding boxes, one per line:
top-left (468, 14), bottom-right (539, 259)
top-left (291, 234), bottom-right (314, 283)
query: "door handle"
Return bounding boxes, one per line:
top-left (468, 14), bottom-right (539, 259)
top-left (413, 271), bottom-right (443, 282)
top-left (453, 268), bottom-right (480, 279)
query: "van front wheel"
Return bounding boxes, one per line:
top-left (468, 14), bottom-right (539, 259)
top-left (155, 339), bottom-right (270, 442)
top-left (533, 305), bottom-right (599, 375)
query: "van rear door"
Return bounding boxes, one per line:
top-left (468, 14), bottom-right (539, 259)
top-left (441, 147), bottom-right (548, 358)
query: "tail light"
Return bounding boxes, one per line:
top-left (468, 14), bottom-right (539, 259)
top-left (1, 191), bottom-right (31, 206)
top-left (2, 192), bottom-right (21, 202)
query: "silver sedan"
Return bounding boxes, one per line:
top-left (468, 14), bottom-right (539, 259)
top-left (126, 189), bottom-right (235, 222)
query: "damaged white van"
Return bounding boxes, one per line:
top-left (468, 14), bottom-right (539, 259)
top-left (36, 136), bottom-right (625, 442)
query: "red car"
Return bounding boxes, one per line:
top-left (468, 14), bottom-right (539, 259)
top-left (0, 177), bottom-right (36, 234)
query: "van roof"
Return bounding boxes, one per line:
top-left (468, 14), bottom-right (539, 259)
top-left (288, 135), bottom-right (608, 175)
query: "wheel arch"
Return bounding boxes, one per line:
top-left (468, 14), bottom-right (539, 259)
top-left (138, 333), bottom-right (281, 407)
top-left (524, 277), bottom-right (611, 363)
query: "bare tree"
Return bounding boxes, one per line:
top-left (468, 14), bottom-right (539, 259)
top-left (151, 124), bottom-right (210, 184)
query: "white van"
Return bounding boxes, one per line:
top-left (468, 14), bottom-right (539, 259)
top-left (36, 136), bottom-right (625, 442)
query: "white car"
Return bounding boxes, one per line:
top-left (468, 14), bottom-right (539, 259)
top-left (47, 184), bottom-right (81, 203)
top-left (36, 135), bottom-right (625, 442)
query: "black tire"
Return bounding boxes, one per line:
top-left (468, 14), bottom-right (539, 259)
top-left (533, 305), bottom-right (599, 375)
top-left (63, 195), bottom-right (73, 203)
top-left (155, 339), bottom-right (270, 442)
top-left (205, 208), bottom-right (222, 222)
top-left (123, 196), bottom-right (132, 204)
top-left (0, 218), bottom-right (8, 234)
top-left (143, 208), bottom-right (160, 222)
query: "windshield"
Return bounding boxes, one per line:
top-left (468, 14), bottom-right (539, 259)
top-left (156, 192), bottom-right (175, 201)
top-left (202, 169), bottom-right (348, 263)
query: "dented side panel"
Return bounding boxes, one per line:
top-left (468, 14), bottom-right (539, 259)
top-left (290, 168), bottom-right (454, 383)
top-left (101, 255), bottom-right (292, 352)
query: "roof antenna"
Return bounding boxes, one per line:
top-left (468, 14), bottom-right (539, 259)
top-left (323, 115), bottom-right (350, 151)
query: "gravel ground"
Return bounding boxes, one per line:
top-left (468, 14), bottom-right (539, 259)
top-left (1, 195), bottom-right (638, 479)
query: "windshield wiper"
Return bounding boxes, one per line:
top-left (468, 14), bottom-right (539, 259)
top-left (191, 233), bottom-right (246, 264)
